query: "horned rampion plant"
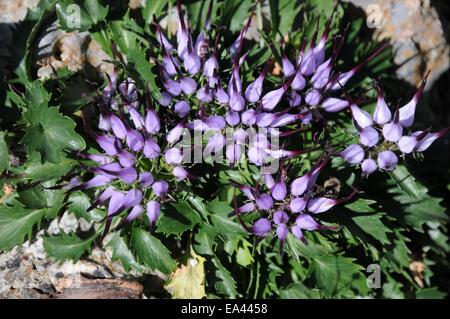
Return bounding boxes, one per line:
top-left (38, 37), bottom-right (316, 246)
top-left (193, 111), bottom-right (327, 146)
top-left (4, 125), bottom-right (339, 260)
top-left (0, 0), bottom-right (449, 299)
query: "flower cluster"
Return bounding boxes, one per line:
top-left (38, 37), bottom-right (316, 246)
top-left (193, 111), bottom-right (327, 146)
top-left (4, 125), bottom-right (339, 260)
top-left (67, 69), bottom-right (195, 241)
top-left (335, 72), bottom-right (450, 175)
top-left (153, 1), bottom-right (394, 170)
top-left (65, 0), bottom-right (448, 248)
top-left (230, 153), bottom-right (357, 259)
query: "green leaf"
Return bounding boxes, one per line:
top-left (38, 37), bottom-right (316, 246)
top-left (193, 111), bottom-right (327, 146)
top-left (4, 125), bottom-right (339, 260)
top-left (23, 81), bottom-right (51, 109)
top-left (142, 0), bottom-right (169, 24)
top-left (285, 233), bottom-right (334, 260)
top-left (268, 0), bottom-right (302, 38)
top-left (21, 102), bottom-right (85, 163)
top-left (388, 165), bottom-right (448, 232)
top-left (67, 192), bottom-right (103, 222)
top-left (0, 201), bottom-right (46, 252)
top-left (0, 132), bottom-right (9, 173)
top-left (106, 232), bottom-right (145, 272)
top-left (131, 228), bottom-right (176, 274)
top-left (156, 201), bottom-right (201, 235)
top-left (193, 224), bottom-right (215, 256)
top-left (390, 165), bottom-right (427, 199)
top-left (56, 0), bottom-right (93, 32)
top-left (126, 46), bottom-right (161, 100)
top-left (43, 230), bottom-right (93, 263)
top-left (308, 254), bottom-right (365, 297)
top-left (84, 0), bottom-right (108, 24)
top-left (279, 283), bottom-right (321, 299)
top-left (345, 199), bottom-right (392, 245)
top-left (24, 154), bottom-right (77, 181)
top-left (235, 238), bottom-right (254, 267)
top-left (382, 280), bottom-right (405, 299)
top-left (221, 0), bottom-right (254, 32)
top-left (208, 199), bottom-right (248, 238)
top-left (415, 287), bottom-right (447, 299)
top-left (56, 0), bottom-right (108, 32)
top-left (210, 255), bottom-right (237, 298)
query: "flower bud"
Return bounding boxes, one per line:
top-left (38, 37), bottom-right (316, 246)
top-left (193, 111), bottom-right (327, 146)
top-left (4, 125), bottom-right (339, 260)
top-left (262, 87), bottom-right (284, 111)
top-left (143, 137), bottom-right (161, 159)
top-left (361, 158), bottom-right (377, 176)
top-left (339, 144), bottom-right (364, 164)
top-left (138, 172), bottom-right (154, 187)
top-left (174, 100), bottom-right (191, 118)
top-left (165, 147), bottom-right (183, 165)
top-left (145, 108), bottom-right (161, 134)
top-left (295, 214), bottom-right (320, 230)
top-left (377, 150), bottom-right (398, 170)
top-left (256, 193), bottom-right (274, 210)
top-left (226, 111), bottom-right (240, 126)
top-left (305, 89), bottom-right (322, 106)
top-left (271, 182), bottom-right (287, 200)
top-left (146, 200), bottom-right (161, 226)
top-left (290, 197), bottom-right (308, 213)
top-left (252, 218), bottom-right (272, 236)
top-left (152, 180), bottom-right (169, 197)
top-left (321, 97), bottom-right (348, 112)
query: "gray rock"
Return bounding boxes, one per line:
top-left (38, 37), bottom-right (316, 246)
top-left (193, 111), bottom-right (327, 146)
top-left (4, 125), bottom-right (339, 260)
top-left (343, 0), bottom-right (449, 89)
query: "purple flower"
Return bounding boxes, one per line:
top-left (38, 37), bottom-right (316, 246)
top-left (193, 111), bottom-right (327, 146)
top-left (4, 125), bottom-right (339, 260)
top-left (167, 120), bottom-right (185, 144)
top-left (373, 85), bottom-right (391, 124)
top-left (350, 103), bottom-right (373, 128)
top-left (126, 128), bottom-right (144, 152)
top-left (241, 108), bottom-right (257, 125)
top-left (179, 75), bottom-right (197, 95)
top-left (399, 71), bottom-right (429, 128)
top-left (204, 115), bottom-right (226, 130)
top-left (339, 144), bottom-right (364, 164)
top-left (143, 136), bottom-right (161, 159)
top-left (197, 86), bottom-right (213, 103)
top-left (145, 108), bottom-right (161, 134)
top-left (290, 197), bottom-right (308, 213)
top-left (215, 80), bottom-right (229, 104)
top-left (377, 150), bottom-right (398, 170)
top-left (261, 87), bottom-right (284, 111)
top-left (321, 97), bottom-right (349, 112)
top-left (174, 101), bottom-right (190, 118)
top-left (281, 47), bottom-right (295, 77)
top-left (165, 147), bottom-right (183, 165)
top-left (152, 180), bottom-right (169, 198)
top-left (382, 111), bottom-right (403, 142)
top-left (295, 214), bottom-right (321, 231)
top-left (138, 172), bottom-right (154, 187)
top-left (252, 218), bottom-right (272, 236)
top-left (157, 91), bottom-right (173, 106)
top-left (415, 127), bottom-right (450, 152)
top-left (255, 193), bottom-right (274, 210)
top-left (271, 182), bottom-right (287, 200)
top-left (361, 158), bottom-right (377, 176)
top-left (305, 89), bottom-right (322, 106)
top-left (147, 200), bottom-right (161, 226)
top-left (274, 210), bottom-right (289, 225)
top-left (173, 166), bottom-right (194, 180)
top-left (226, 111), bottom-right (240, 126)
top-left (358, 126), bottom-right (379, 147)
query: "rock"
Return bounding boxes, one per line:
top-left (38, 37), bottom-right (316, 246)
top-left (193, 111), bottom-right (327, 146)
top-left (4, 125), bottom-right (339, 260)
top-left (0, 0), bottom-right (39, 23)
top-left (0, 213), bottom-right (168, 299)
top-left (343, 0), bottom-right (450, 89)
top-left (34, 20), bottom-right (115, 81)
